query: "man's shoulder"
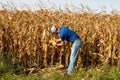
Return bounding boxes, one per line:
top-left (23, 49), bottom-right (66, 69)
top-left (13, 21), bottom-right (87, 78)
top-left (59, 27), bottom-right (68, 34)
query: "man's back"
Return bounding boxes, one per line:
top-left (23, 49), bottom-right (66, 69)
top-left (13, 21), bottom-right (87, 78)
top-left (59, 27), bottom-right (79, 43)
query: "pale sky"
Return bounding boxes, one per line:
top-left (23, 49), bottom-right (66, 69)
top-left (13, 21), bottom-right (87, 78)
top-left (0, 0), bottom-right (120, 13)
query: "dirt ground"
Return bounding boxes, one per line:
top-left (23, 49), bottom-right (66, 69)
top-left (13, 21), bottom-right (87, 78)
top-left (24, 64), bottom-right (66, 78)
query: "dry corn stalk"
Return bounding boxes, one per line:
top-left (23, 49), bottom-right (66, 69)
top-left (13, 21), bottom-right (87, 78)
top-left (0, 8), bottom-right (120, 69)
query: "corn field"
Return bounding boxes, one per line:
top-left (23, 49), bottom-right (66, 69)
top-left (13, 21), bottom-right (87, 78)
top-left (0, 8), bottom-right (120, 70)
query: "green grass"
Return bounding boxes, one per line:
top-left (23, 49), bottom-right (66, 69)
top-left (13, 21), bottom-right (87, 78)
top-left (1, 65), bottom-right (120, 80)
top-left (0, 55), bottom-right (120, 80)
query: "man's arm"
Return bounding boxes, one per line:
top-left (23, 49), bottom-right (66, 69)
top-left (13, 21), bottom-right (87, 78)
top-left (55, 39), bottom-right (64, 46)
top-left (55, 39), bottom-right (61, 43)
top-left (56, 41), bottom-right (64, 46)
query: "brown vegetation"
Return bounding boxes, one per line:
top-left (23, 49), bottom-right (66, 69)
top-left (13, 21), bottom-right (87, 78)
top-left (0, 9), bottom-right (120, 70)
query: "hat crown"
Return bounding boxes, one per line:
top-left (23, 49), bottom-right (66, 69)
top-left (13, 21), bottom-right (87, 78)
top-left (50, 26), bottom-right (56, 33)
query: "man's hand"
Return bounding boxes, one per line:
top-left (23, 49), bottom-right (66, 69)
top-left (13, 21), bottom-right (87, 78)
top-left (55, 41), bottom-right (64, 46)
top-left (55, 39), bottom-right (61, 43)
top-left (49, 39), bottom-right (63, 46)
top-left (53, 42), bottom-right (57, 46)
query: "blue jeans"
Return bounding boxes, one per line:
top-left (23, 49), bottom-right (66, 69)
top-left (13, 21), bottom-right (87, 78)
top-left (67, 38), bottom-right (82, 75)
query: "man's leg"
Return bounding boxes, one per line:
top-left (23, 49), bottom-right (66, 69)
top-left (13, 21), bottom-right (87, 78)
top-left (67, 39), bottom-right (82, 75)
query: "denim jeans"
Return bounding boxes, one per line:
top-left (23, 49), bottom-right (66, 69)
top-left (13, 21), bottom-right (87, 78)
top-left (67, 38), bottom-right (82, 75)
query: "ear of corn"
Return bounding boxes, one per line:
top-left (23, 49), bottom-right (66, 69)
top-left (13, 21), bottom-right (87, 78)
top-left (49, 40), bottom-right (56, 46)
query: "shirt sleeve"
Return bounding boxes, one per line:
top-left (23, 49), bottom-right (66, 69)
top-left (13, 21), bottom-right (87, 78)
top-left (59, 27), bottom-right (67, 42)
top-left (60, 35), bottom-right (66, 42)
